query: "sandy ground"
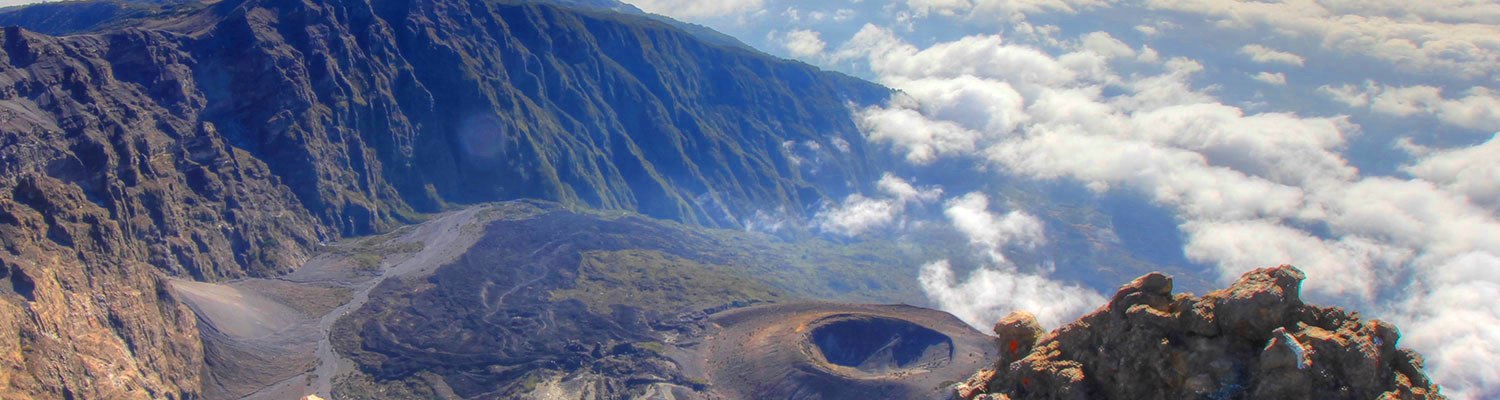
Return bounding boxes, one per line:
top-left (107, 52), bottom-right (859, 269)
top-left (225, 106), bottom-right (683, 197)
top-left (172, 205), bottom-right (493, 400)
top-left (170, 279), bottom-right (324, 399)
top-left (171, 280), bottom-right (302, 339)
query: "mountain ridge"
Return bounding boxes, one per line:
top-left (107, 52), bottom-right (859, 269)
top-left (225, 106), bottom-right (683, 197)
top-left (0, 0), bottom-right (889, 397)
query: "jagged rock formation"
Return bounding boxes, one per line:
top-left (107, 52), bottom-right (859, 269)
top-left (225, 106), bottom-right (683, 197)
top-left (0, 0), bottom-right (888, 397)
top-left (957, 266), bottom-right (1445, 400)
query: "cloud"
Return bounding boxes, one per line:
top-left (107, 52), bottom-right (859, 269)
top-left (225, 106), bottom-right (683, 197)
top-left (1405, 134), bottom-right (1500, 212)
top-left (920, 260), bottom-right (1105, 328)
top-left (841, 25), bottom-right (1142, 164)
top-left (833, 8), bottom-right (857, 21)
top-left (906, 0), bottom-right (973, 17)
top-left (813, 194), bottom-right (903, 236)
top-left (1252, 71), bottom-right (1287, 85)
top-left (879, 173), bottom-right (945, 204)
top-left (856, 100), bottom-right (986, 164)
top-left (897, 76), bottom-right (1030, 134)
top-left (840, 24), bottom-right (1500, 398)
top-left (944, 192), bottom-right (1046, 263)
top-left (836, 24), bottom-right (1075, 87)
top-left (1239, 44), bottom-right (1306, 67)
top-left (782, 29), bottom-right (827, 59)
top-left (813, 173), bottom-right (941, 236)
top-left (1133, 19), bottom-right (1179, 38)
top-left (1079, 31), bottom-right (1135, 60)
top-left (1181, 219), bottom-right (1405, 300)
top-left (1145, 0), bottom-right (1500, 79)
top-left (742, 208), bottom-right (794, 234)
top-left (1398, 251), bottom-right (1500, 399)
top-left (619, 0), bottom-right (764, 19)
top-left (919, 192), bottom-right (1095, 330)
top-left (900, 0), bottom-right (1112, 21)
top-left (1322, 83), bottom-right (1500, 132)
top-left (970, 0), bottom-right (1115, 20)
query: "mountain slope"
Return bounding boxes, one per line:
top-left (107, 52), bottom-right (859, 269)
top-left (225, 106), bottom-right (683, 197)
top-left (0, 0), bottom-right (207, 35)
top-left (0, 0), bottom-right (888, 397)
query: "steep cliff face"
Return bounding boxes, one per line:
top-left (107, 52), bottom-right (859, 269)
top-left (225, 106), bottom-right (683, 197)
top-left (1, 26), bottom-right (324, 399)
top-left (184, 0), bottom-right (886, 233)
top-left (0, 0), bottom-right (888, 397)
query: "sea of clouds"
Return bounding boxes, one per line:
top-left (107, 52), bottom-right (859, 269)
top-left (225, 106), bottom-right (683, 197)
top-left (635, 0), bottom-right (1500, 396)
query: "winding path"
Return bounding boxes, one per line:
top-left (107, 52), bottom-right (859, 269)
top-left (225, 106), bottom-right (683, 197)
top-left (244, 207), bottom-right (487, 399)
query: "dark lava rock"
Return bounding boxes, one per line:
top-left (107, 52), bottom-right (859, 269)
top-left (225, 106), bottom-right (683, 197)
top-left (958, 265), bottom-right (1445, 400)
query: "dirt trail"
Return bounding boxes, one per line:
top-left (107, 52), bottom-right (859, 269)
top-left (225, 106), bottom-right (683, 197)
top-left (235, 206), bottom-right (489, 399)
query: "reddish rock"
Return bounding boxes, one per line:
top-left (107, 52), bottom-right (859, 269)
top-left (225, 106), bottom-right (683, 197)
top-left (994, 311), bottom-right (1046, 370)
top-left (957, 265), bottom-right (1446, 400)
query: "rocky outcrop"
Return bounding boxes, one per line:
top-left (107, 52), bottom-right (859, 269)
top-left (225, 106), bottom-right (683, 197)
top-left (958, 266), bottom-right (1444, 400)
top-left (1, 26), bottom-right (317, 399)
top-left (0, 0), bottom-right (889, 397)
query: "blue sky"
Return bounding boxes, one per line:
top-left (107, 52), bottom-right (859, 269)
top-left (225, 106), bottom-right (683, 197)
top-left (624, 1), bottom-right (1500, 398)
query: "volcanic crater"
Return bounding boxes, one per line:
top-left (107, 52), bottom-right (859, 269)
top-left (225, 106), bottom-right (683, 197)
top-left (692, 303), bottom-right (995, 399)
top-left (806, 314), bottom-right (956, 375)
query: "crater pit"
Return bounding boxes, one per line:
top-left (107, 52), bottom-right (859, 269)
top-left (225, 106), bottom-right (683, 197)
top-left (808, 315), bottom-right (954, 374)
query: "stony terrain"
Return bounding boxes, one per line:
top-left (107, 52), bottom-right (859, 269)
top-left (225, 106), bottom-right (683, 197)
top-left (139, 201), bottom-right (938, 399)
top-left (328, 202), bottom-right (933, 399)
top-left (956, 265), bottom-right (1445, 400)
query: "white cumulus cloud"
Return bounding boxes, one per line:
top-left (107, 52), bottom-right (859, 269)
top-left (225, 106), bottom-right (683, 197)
top-left (1322, 83), bottom-right (1500, 132)
top-left (920, 193), bottom-right (1098, 329)
top-left (1405, 134), bottom-right (1500, 212)
top-left (1146, 0), bottom-right (1500, 80)
top-left (1239, 44), bottom-right (1306, 67)
top-left (838, 24), bottom-right (1500, 398)
top-left (944, 192), bottom-right (1046, 263)
top-left (813, 173), bottom-right (942, 236)
top-left (1252, 71), bottom-right (1287, 85)
top-left (782, 29), bottom-right (827, 59)
top-left (619, 0), bottom-right (764, 19)
top-left (920, 260), bottom-right (1104, 328)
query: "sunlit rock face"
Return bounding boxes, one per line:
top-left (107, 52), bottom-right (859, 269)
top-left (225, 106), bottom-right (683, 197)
top-left (958, 266), bottom-right (1445, 400)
